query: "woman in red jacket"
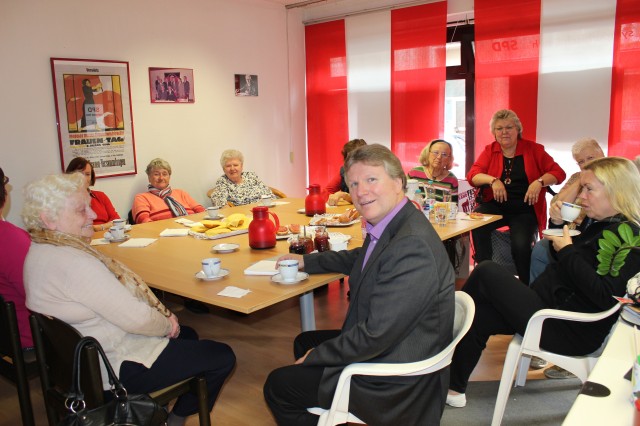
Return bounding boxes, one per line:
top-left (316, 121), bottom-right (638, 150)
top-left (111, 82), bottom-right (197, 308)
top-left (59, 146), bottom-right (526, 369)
top-left (66, 157), bottom-right (121, 232)
top-left (467, 109), bottom-right (565, 284)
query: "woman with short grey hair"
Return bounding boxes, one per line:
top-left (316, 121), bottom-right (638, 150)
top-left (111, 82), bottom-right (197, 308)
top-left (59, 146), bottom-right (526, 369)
top-left (22, 173), bottom-right (236, 425)
top-left (209, 149), bottom-right (273, 207)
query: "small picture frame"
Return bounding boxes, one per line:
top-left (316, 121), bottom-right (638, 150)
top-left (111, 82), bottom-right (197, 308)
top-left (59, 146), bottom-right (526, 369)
top-left (149, 67), bottom-right (195, 103)
top-left (235, 74), bottom-right (258, 97)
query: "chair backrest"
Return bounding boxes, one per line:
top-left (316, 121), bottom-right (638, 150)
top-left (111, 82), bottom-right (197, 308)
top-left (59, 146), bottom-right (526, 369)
top-left (0, 295), bottom-right (37, 426)
top-left (30, 312), bottom-right (104, 425)
top-left (269, 186), bottom-right (287, 199)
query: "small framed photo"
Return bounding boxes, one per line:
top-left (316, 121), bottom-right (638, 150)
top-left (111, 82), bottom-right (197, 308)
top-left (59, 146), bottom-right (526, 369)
top-left (235, 74), bottom-right (258, 97)
top-left (149, 67), bottom-right (194, 103)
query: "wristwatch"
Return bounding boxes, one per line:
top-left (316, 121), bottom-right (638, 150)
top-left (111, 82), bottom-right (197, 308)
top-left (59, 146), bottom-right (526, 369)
top-left (537, 177), bottom-right (545, 187)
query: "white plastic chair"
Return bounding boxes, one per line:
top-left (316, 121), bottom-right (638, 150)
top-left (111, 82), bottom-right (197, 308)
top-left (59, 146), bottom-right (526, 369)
top-left (490, 302), bottom-right (621, 426)
top-left (307, 291), bottom-right (476, 426)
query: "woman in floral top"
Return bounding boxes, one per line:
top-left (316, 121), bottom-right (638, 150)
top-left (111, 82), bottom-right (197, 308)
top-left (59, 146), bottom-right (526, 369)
top-left (209, 149), bottom-right (273, 207)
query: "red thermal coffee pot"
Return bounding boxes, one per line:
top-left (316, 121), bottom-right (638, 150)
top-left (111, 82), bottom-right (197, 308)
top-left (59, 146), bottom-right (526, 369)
top-left (248, 206), bottom-right (280, 249)
top-left (305, 184), bottom-right (326, 216)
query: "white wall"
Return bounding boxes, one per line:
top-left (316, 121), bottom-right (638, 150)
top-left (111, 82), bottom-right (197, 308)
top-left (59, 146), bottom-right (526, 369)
top-left (1, 0), bottom-right (308, 225)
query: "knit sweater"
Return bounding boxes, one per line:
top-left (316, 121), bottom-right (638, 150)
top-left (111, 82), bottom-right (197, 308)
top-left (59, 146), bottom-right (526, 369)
top-left (133, 189), bottom-right (205, 223)
top-left (24, 243), bottom-right (171, 389)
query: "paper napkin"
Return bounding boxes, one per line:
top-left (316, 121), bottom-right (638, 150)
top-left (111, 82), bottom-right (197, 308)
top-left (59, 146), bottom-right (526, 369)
top-left (217, 286), bottom-right (252, 298)
top-left (271, 201), bottom-right (290, 206)
top-left (159, 228), bottom-right (190, 237)
top-left (244, 260), bottom-right (279, 276)
top-left (117, 238), bottom-right (157, 248)
top-left (174, 218), bottom-right (201, 227)
top-left (90, 239), bottom-right (111, 246)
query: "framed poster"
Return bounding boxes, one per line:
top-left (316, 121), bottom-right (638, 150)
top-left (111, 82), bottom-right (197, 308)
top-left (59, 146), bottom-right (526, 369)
top-left (149, 67), bottom-right (195, 103)
top-left (50, 58), bottom-right (137, 178)
top-left (234, 74), bottom-right (259, 96)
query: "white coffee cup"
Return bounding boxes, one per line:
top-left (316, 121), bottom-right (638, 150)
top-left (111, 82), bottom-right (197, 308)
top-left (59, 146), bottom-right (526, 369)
top-left (105, 226), bottom-right (125, 240)
top-left (260, 195), bottom-right (275, 207)
top-left (202, 257), bottom-right (221, 278)
top-left (278, 259), bottom-right (299, 282)
top-left (561, 202), bottom-right (582, 222)
top-left (206, 207), bottom-right (220, 217)
top-left (112, 219), bottom-right (126, 229)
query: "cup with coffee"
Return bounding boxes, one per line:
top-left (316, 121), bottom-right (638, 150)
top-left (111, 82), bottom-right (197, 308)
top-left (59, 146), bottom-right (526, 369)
top-left (278, 259), bottom-right (299, 282)
top-left (206, 207), bottom-right (220, 218)
top-left (201, 257), bottom-right (221, 278)
top-left (560, 202), bottom-right (582, 222)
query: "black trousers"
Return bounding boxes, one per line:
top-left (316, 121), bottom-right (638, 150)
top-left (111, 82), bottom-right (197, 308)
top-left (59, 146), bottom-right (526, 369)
top-left (119, 326), bottom-right (236, 417)
top-left (471, 201), bottom-right (538, 284)
top-left (264, 330), bottom-right (340, 426)
top-left (449, 261), bottom-right (547, 393)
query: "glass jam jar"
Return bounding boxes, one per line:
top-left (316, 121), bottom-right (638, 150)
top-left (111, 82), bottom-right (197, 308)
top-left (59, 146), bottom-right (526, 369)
top-left (314, 227), bottom-right (330, 252)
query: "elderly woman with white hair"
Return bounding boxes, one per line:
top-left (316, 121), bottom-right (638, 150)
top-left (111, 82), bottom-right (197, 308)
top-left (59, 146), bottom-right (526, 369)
top-left (22, 173), bottom-right (236, 426)
top-left (209, 149), bottom-right (273, 207)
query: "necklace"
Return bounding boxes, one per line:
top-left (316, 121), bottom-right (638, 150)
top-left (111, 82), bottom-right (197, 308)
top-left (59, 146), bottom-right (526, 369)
top-left (503, 157), bottom-right (514, 185)
top-left (426, 167), bottom-right (446, 181)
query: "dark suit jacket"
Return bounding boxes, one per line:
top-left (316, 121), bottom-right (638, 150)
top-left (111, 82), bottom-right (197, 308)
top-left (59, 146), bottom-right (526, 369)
top-left (304, 201), bottom-right (455, 425)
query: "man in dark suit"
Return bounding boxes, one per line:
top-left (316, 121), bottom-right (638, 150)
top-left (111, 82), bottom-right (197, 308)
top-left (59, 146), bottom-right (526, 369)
top-left (264, 144), bottom-right (455, 425)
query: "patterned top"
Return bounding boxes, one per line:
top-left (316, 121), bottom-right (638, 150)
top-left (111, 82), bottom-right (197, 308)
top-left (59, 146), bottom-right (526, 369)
top-left (209, 171), bottom-right (273, 207)
top-left (407, 166), bottom-right (459, 202)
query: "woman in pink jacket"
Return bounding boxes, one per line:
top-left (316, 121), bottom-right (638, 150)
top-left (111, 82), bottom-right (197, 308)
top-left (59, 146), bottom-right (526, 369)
top-left (467, 109), bottom-right (565, 284)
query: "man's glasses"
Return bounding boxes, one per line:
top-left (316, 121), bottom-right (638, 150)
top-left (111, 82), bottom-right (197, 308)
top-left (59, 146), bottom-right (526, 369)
top-left (430, 151), bottom-right (450, 158)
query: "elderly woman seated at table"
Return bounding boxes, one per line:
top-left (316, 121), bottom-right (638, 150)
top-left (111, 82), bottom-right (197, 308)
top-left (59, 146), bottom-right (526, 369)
top-left (22, 173), bottom-right (236, 425)
top-left (133, 158), bottom-right (205, 223)
top-left (65, 156), bottom-right (121, 231)
top-left (446, 157), bottom-right (640, 409)
top-left (209, 149), bottom-right (273, 207)
top-left (407, 139), bottom-right (459, 202)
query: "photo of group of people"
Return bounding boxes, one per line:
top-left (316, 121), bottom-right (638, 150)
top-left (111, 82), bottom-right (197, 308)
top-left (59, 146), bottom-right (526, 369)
top-left (149, 68), bottom-right (194, 103)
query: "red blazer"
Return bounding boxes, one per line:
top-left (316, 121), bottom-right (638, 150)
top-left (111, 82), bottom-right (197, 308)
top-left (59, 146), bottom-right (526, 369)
top-left (466, 138), bottom-right (566, 236)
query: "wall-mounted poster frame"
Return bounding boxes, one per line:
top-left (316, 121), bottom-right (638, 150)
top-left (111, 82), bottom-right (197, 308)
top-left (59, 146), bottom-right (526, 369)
top-left (50, 58), bottom-right (137, 178)
top-left (149, 67), bottom-right (195, 103)
top-left (235, 74), bottom-right (259, 96)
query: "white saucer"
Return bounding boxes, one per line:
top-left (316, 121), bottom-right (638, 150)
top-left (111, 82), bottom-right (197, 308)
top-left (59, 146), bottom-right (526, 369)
top-left (542, 228), bottom-right (581, 237)
top-left (124, 224), bottom-right (132, 232)
top-left (203, 213), bottom-right (225, 220)
top-left (212, 243), bottom-right (240, 253)
top-left (195, 269), bottom-right (230, 281)
top-left (297, 208), bottom-right (305, 214)
top-left (271, 272), bottom-right (309, 284)
top-left (105, 234), bottom-right (130, 243)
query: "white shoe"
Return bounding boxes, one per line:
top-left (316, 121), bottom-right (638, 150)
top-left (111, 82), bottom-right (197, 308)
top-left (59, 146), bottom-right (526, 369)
top-left (446, 392), bottom-right (467, 408)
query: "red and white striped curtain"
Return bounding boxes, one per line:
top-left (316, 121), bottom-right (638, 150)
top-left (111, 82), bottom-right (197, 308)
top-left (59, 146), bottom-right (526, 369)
top-left (474, 0), bottom-right (541, 151)
top-left (304, 0), bottom-right (640, 188)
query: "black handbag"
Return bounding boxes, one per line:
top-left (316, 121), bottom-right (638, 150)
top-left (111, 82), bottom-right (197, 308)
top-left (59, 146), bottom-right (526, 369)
top-left (58, 336), bottom-right (168, 426)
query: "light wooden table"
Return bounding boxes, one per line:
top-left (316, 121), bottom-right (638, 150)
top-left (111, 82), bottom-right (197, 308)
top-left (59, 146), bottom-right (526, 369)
top-left (95, 198), bottom-right (500, 331)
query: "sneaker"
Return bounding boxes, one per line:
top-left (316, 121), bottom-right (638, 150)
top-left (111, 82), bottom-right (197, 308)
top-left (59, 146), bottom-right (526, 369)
top-left (446, 392), bottom-right (466, 408)
top-left (529, 356), bottom-right (548, 370)
top-left (544, 365), bottom-right (576, 379)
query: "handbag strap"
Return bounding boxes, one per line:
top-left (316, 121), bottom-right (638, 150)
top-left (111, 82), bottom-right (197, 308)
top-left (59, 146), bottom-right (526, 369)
top-left (67, 336), bottom-right (125, 405)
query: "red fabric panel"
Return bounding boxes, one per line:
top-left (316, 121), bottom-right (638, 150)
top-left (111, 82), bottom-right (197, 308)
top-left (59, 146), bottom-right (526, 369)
top-left (391, 2), bottom-right (447, 172)
top-left (609, 0), bottom-right (640, 158)
top-left (474, 0), bottom-right (541, 154)
top-left (305, 21), bottom-right (349, 191)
